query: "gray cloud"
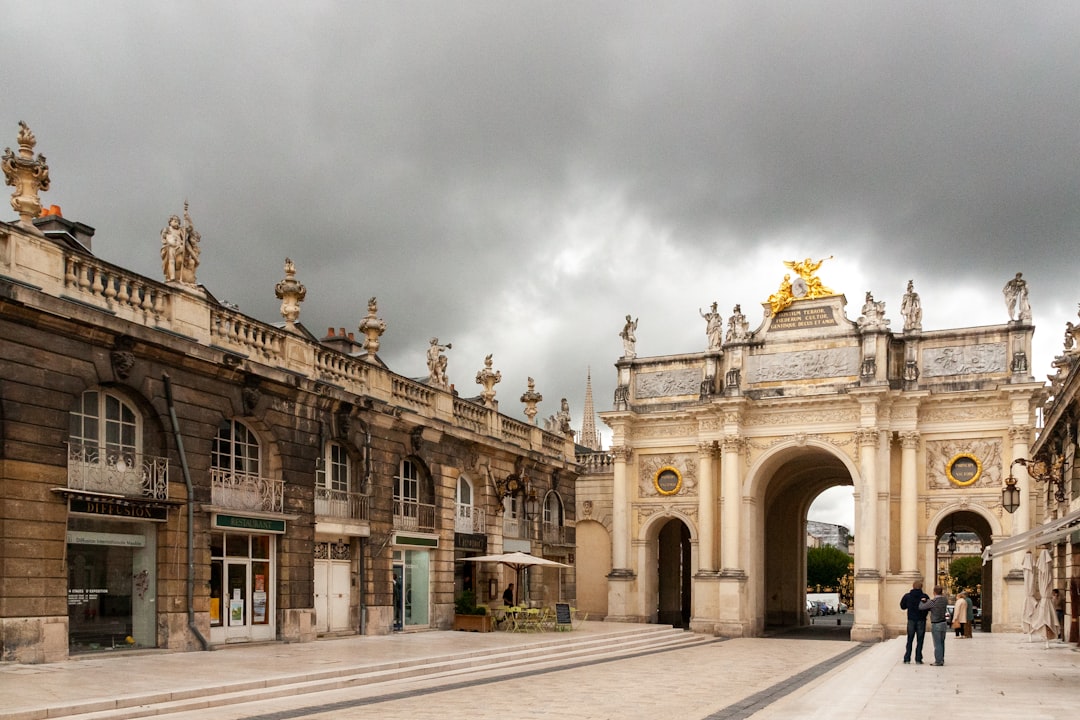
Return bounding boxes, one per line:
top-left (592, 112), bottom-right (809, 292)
top-left (5, 2), bottom-right (1078, 528)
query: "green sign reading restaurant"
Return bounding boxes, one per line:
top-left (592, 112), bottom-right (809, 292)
top-left (214, 514), bottom-right (286, 533)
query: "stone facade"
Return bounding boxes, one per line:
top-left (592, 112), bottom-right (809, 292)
top-left (578, 282), bottom-right (1047, 642)
top-left (0, 145), bottom-right (577, 662)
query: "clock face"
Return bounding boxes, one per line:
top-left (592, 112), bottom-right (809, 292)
top-left (791, 277), bottom-right (809, 298)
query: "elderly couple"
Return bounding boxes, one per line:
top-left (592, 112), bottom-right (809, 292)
top-left (900, 581), bottom-right (950, 666)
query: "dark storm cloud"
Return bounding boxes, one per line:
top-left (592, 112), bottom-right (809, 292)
top-left (4, 2), bottom-right (1079, 526)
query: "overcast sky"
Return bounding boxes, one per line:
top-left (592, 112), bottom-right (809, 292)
top-left (5, 2), bottom-right (1080, 530)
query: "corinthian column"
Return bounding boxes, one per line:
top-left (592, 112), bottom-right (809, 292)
top-left (899, 432), bottom-right (920, 573)
top-left (610, 445), bottom-right (633, 573)
top-left (720, 434), bottom-right (743, 573)
top-left (1009, 425), bottom-right (1033, 534)
top-left (855, 428), bottom-right (880, 574)
top-left (697, 442), bottom-right (717, 573)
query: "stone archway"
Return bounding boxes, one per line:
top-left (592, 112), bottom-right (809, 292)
top-left (754, 444), bottom-right (856, 631)
top-left (655, 518), bottom-right (692, 628)
top-left (931, 508), bottom-right (996, 631)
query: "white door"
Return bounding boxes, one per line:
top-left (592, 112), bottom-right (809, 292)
top-left (314, 561), bottom-right (329, 634)
top-left (329, 562), bottom-right (350, 632)
top-left (315, 559), bottom-right (352, 633)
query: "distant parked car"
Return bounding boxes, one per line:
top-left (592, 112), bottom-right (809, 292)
top-left (838, 603), bottom-right (848, 614)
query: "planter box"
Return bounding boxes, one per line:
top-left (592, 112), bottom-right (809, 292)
top-left (452, 613), bottom-right (493, 632)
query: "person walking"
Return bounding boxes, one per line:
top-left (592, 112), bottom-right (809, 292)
top-left (965, 594), bottom-right (975, 638)
top-left (1052, 589), bottom-right (1065, 640)
top-left (920, 585), bottom-right (949, 666)
top-left (953, 592), bottom-right (969, 638)
top-left (900, 580), bottom-right (930, 664)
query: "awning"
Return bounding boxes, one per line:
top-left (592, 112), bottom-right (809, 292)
top-left (982, 506), bottom-right (1080, 564)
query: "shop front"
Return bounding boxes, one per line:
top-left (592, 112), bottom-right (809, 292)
top-left (209, 514), bottom-right (282, 644)
top-left (65, 494), bottom-right (168, 653)
top-left (392, 533), bottom-right (436, 631)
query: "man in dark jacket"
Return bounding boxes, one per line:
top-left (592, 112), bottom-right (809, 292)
top-left (900, 580), bottom-right (930, 664)
top-left (920, 585), bottom-right (949, 666)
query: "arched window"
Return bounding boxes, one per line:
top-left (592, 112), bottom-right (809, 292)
top-left (70, 389), bottom-right (139, 459)
top-left (456, 475), bottom-right (482, 534)
top-left (543, 491), bottom-right (564, 526)
top-left (68, 388), bottom-right (163, 498)
top-left (317, 441), bottom-right (350, 493)
top-left (396, 459), bottom-right (419, 503)
top-left (211, 419), bottom-right (278, 512)
top-left (394, 459), bottom-right (434, 532)
top-left (212, 419), bottom-right (260, 476)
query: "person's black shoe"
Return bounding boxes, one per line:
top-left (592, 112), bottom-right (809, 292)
top-left (903, 660), bottom-right (910, 664)
top-left (915, 661), bottom-right (923, 665)
top-left (933, 662), bottom-right (944, 666)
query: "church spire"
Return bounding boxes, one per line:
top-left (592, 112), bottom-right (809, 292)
top-left (580, 367), bottom-right (600, 450)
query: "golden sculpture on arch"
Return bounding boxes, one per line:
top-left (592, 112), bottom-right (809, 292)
top-left (767, 256), bottom-right (836, 316)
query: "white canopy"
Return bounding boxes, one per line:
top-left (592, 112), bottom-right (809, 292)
top-left (981, 507), bottom-right (1080, 564)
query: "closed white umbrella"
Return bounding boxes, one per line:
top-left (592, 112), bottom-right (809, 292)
top-left (1021, 551), bottom-right (1037, 636)
top-left (1031, 548), bottom-right (1059, 647)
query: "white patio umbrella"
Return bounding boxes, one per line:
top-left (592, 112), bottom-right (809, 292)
top-left (1021, 551), bottom-right (1037, 637)
top-left (1031, 548), bottom-right (1060, 647)
top-left (463, 552), bottom-right (570, 605)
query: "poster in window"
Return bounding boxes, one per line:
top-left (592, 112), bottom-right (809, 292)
top-left (253, 591), bottom-right (267, 623)
top-left (229, 599), bottom-right (245, 625)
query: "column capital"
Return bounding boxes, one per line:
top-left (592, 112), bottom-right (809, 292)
top-left (855, 427), bottom-right (880, 448)
top-left (1009, 424), bottom-right (1034, 443)
top-left (698, 441), bottom-right (717, 458)
top-left (611, 445), bottom-right (633, 462)
top-left (899, 431), bottom-right (920, 450)
top-left (721, 434), bottom-right (744, 452)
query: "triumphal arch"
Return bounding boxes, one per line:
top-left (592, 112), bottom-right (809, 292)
top-left (578, 259), bottom-right (1045, 641)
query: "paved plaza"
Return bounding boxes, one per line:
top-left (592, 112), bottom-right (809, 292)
top-left (2, 622), bottom-right (1077, 720)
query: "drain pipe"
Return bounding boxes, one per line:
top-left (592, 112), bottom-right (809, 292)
top-left (163, 373), bottom-right (211, 651)
top-left (355, 415), bottom-right (373, 637)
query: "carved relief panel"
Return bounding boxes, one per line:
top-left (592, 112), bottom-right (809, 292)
top-left (638, 453), bottom-right (697, 498)
top-left (924, 438), bottom-right (1002, 490)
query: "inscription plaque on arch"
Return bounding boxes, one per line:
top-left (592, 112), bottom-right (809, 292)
top-left (654, 466), bottom-right (683, 496)
top-left (769, 306), bottom-right (839, 332)
top-left (946, 453), bottom-right (982, 487)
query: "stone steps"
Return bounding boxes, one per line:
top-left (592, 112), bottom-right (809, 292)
top-left (12, 625), bottom-right (711, 720)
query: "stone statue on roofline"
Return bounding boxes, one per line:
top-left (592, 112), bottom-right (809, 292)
top-left (161, 201), bottom-right (201, 286)
top-left (427, 337), bottom-right (451, 388)
top-left (726, 304), bottom-right (750, 343)
top-left (1003, 272), bottom-right (1031, 322)
top-left (700, 302), bottom-right (722, 350)
top-left (900, 279), bottom-right (922, 332)
top-left (475, 354), bottom-right (501, 408)
top-left (620, 315), bottom-right (638, 358)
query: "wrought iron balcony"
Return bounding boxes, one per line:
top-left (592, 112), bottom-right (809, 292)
top-left (67, 442), bottom-right (169, 500)
top-left (315, 487), bottom-right (369, 521)
top-left (502, 515), bottom-right (530, 540)
top-left (210, 468), bottom-right (284, 513)
top-left (393, 498), bottom-right (436, 532)
top-left (543, 522), bottom-right (575, 546)
top-left (455, 503), bottom-right (486, 534)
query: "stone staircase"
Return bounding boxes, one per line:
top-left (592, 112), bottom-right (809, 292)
top-left (5, 625), bottom-right (713, 720)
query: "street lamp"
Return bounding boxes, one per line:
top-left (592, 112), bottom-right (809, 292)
top-left (1001, 455), bottom-right (1067, 514)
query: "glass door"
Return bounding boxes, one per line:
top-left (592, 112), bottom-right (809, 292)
top-left (225, 561), bottom-right (248, 639)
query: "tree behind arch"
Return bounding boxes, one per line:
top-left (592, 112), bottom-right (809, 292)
top-left (807, 545), bottom-right (854, 590)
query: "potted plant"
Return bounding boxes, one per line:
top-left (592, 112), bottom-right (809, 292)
top-left (452, 590), bottom-right (492, 632)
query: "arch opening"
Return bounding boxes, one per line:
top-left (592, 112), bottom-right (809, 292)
top-left (761, 447), bottom-right (854, 637)
top-left (657, 518), bottom-right (691, 629)
top-left (933, 509), bottom-right (994, 632)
